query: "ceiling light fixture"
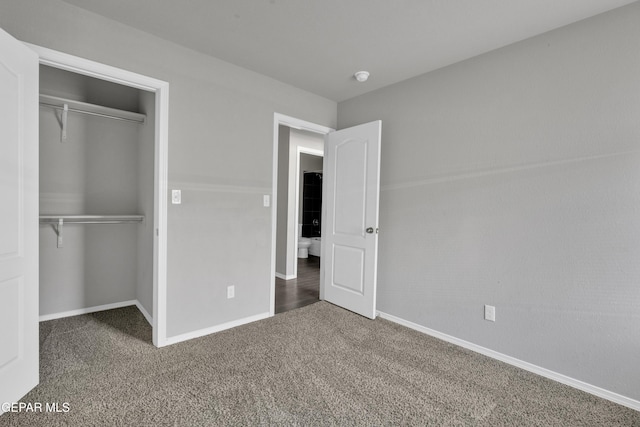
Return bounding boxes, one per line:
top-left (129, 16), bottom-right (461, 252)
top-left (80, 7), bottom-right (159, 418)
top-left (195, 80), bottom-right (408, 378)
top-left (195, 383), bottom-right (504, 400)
top-left (354, 71), bottom-right (370, 82)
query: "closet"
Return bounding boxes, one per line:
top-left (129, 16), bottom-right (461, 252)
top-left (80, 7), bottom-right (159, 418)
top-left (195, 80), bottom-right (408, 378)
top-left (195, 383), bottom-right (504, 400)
top-left (38, 65), bottom-right (155, 323)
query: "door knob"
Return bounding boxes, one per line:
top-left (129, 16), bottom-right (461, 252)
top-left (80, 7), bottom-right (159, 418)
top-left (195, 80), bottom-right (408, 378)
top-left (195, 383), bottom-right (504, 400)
top-left (366, 227), bottom-right (375, 234)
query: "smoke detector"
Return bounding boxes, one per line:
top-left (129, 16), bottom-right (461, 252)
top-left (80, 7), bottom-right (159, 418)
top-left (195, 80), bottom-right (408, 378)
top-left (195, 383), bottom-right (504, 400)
top-left (354, 71), bottom-right (370, 82)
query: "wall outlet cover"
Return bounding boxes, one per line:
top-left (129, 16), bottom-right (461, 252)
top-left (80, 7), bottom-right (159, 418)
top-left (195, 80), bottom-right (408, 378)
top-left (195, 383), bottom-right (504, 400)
top-left (484, 304), bottom-right (496, 322)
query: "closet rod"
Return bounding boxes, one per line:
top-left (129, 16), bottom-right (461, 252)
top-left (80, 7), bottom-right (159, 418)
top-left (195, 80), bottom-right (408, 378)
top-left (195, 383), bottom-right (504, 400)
top-left (40, 215), bottom-right (144, 248)
top-left (39, 94), bottom-right (146, 124)
top-left (39, 215), bottom-right (145, 224)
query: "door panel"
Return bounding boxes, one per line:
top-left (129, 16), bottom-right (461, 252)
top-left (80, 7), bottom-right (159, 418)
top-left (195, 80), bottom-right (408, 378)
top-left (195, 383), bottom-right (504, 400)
top-left (0, 278), bottom-right (22, 368)
top-left (334, 140), bottom-right (367, 236)
top-left (0, 27), bottom-right (39, 410)
top-left (322, 121), bottom-right (381, 319)
top-left (0, 59), bottom-right (21, 258)
top-left (332, 245), bottom-right (364, 295)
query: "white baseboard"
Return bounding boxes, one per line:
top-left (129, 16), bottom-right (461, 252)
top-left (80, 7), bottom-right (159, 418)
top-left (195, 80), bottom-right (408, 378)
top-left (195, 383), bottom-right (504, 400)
top-left (40, 299), bottom-right (154, 327)
top-left (135, 301), bottom-right (153, 326)
top-left (377, 310), bottom-right (640, 412)
top-left (275, 272), bottom-right (296, 280)
top-left (39, 300), bottom-right (138, 322)
top-left (164, 312), bottom-right (271, 346)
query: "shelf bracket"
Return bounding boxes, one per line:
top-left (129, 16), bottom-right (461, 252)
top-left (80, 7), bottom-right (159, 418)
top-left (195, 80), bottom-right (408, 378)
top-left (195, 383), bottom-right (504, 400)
top-left (61, 103), bottom-right (68, 142)
top-left (52, 218), bottom-right (64, 248)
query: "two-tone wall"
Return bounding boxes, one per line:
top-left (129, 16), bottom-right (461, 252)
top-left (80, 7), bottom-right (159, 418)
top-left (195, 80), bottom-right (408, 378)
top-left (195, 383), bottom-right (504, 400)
top-left (2, 0), bottom-right (638, 406)
top-left (0, 0), bottom-right (337, 338)
top-left (338, 2), bottom-right (640, 402)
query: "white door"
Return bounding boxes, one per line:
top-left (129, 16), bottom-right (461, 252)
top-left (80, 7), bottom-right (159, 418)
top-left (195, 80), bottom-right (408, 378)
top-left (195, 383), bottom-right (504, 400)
top-left (321, 120), bottom-right (381, 319)
top-left (0, 28), bottom-right (39, 409)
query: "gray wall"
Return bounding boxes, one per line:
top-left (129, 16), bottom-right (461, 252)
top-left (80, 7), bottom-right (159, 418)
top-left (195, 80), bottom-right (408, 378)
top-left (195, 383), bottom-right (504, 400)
top-left (338, 3), bottom-right (640, 400)
top-left (0, 0), bottom-right (337, 337)
top-left (11, 0), bottom-right (637, 403)
top-left (39, 66), bottom-right (143, 315)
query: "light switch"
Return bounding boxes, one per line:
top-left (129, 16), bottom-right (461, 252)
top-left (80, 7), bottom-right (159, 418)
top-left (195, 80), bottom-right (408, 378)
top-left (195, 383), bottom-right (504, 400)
top-left (263, 195), bottom-right (270, 207)
top-left (172, 189), bottom-right (181, 204)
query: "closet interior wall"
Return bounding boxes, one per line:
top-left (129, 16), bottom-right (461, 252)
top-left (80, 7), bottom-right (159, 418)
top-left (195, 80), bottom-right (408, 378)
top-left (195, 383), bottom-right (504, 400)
top-left (39, 65), bottom-right (155, 320)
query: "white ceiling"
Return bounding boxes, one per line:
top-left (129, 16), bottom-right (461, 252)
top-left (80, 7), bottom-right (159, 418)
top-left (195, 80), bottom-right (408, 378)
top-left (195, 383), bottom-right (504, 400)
top-left (62, 0), bottom-right (636, 102)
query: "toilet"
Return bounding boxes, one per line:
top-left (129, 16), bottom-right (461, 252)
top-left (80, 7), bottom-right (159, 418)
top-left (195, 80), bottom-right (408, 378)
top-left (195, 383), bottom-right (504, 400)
top-left (298, 224), bottom-right (311, 258)
top-left (298, 237), bottom-right (311, 258)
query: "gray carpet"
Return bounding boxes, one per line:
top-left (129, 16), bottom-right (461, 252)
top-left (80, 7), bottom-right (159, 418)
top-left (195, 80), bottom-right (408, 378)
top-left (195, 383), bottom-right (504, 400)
top-left (1, 302), bottom-right (638, 426)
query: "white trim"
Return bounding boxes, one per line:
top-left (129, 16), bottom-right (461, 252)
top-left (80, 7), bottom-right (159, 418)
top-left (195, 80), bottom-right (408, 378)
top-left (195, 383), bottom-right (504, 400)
top-left (275, 272), bottom-right (296, 280)
top-left (25, 43), bottom-right (165, 92)
top-left (164, 312), bottom-right (270, 346)
top-left (270, 114), bottom-right (334, 317)
top-left (293, 145), bottom-right (324, 278)
top-left (26, 43), bottom-right (170, 348)
top-left (171, 182), bottom-right (269, 194)
top-left (39, 299), bottom-right (153, 326)
top-left (39, 300), bottom-right (138, 322)
top-left (153, 79), bottom-right (170, 348)
top-left (135, 301), bottom-right (153, 326)
top-left (377, 310), bottom-right (640, 412)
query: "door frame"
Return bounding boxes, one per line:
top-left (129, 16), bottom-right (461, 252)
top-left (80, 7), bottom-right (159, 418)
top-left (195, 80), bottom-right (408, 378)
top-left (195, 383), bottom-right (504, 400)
top-left (25, 43), bottom-right (170, 347)
top-left (270, 113), bottom-right (333, 316)
top-left (293, 146), bottom-right (323, 278)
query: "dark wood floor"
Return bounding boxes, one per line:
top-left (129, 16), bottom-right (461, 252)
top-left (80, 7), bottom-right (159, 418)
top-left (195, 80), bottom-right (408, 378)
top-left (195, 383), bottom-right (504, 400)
top-left (275, 256), bottom-right (320, 314)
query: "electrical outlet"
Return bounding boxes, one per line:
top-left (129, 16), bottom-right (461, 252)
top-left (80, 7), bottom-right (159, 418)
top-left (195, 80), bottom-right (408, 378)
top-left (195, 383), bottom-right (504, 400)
top-left (484, 305), bottom-right (495, 322)
top-left (227, 285), bottom-right (235, 299)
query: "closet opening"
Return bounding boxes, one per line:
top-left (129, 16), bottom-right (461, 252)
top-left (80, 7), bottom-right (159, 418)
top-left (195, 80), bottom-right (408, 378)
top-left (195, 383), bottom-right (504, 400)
top-left (37, 63), bottom-right (160, 344)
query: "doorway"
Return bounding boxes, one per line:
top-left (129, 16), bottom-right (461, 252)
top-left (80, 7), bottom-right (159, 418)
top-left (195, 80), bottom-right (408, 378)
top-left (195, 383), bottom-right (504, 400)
top-left (38, 64), bottom-right (154, 323)
top-left (29, 43), bottom-right (170, 347)
top-left (271, 117), bottom-right (382, 319)
top-left (275, 140), bottom-right (324, 313)
top-left (270, 114), bottom-right (333, 315)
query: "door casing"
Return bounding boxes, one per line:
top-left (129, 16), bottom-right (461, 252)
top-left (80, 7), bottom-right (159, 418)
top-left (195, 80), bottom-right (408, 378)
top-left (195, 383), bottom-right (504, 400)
top-left (25, 43), bottom-right (171, 347)
top-left (271, 115), bottom-right (382, 318)
top-left (270, 114), bottom-right (333, 315)
top-left (293, 146), bottom-right (323, 278)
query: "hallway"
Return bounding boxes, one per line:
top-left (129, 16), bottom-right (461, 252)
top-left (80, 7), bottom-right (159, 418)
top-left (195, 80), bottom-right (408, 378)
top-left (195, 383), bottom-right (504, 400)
top-left (275, 256), bottom-right (320, 314)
